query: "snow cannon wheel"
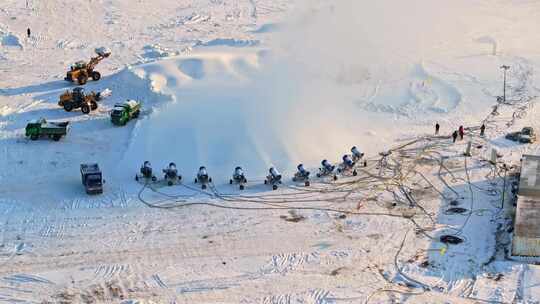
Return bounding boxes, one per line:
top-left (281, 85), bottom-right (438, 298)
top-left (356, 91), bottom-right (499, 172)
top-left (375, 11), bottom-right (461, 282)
top-left (353, 170), bottom-right (358, 176)
top-left (239, 185), bottom-right (245, 191)
top-left (168, 180), bottom-right (173, 186)
top-left (305, 181), bottom-right (310, 187)
top-left (316, 173), bottom-right (321, 178)
top-left (229, 179), bottom-right (233, 184)
top-left (151, 176), bottom-right (157, 182)
top-left (90, 101), bottom-right (98, 111)
top-left (209, 178), bottom-right (212, 183)
top-left (63, 103), bottom-right (73, 112)
top-left (178, 175), bottom-right (182, 181)
top-left (272, 185), bottom-right (278, 191)
top-left (91, 71), bottom-right (101, 81)
top-left (202, 184), bottom-right (207, 190)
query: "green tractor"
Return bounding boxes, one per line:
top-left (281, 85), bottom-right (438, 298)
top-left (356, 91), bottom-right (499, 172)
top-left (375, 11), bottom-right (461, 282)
top-left (111, 100), bottom-right (141, 126)
top-left (25, 118), bottom-right (69, 141)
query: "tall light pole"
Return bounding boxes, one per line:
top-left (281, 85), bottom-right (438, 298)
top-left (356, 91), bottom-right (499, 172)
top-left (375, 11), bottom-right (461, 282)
top-left (500, 65), bottom-right (510, 103)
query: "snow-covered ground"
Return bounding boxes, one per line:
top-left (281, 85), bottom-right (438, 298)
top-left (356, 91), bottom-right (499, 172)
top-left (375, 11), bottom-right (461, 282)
top-left (2, 0), bottom-right (540, 303)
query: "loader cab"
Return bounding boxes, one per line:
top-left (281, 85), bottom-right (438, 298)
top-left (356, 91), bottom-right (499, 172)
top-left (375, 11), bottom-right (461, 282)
top-left (72, 87), bottom-right (85, 102)
top-left (71, 61), bottom-right (87, 71)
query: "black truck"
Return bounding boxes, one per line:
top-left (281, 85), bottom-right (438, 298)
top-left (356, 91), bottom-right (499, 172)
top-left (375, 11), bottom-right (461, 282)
top-left (80, 163), bottom-right (103, 195)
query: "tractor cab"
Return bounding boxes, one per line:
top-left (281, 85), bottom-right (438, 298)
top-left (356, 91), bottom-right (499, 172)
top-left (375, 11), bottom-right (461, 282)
top-left (71, 61), bottom-right (87, 71)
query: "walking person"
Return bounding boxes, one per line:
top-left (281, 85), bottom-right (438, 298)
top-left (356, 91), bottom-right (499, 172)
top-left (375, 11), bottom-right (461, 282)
top-left (480, 124), bottom-right (486, 137)
top-left (27, 28), bottom-right (31, 38)
top-left (435, 122), bottom-right (440, 135)
top-left (458, 125), bottom-right (464, 140)
top-left (452, 130), bottom-right (458, 143)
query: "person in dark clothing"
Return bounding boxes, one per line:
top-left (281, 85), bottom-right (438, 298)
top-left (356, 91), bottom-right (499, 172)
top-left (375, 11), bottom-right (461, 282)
top-left (435, 122), bottom-right (440, 135)
top-left (480, 124), bottom-right (486, 137)
top-left (458, 125), bottom-right (464, 140)
top-left (27, 28), bottom-right (31, 38)
top-left (452, 130), bottom-right (458, 143)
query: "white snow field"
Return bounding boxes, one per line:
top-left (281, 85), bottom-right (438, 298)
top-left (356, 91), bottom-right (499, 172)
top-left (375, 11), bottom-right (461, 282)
top-left (2, 0), bottom-right (540, 303)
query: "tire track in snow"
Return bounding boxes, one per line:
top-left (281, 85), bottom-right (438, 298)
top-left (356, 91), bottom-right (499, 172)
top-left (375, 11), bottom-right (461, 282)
top-left (262, 289), bottom-right (333, 304)
top-left (152, 274), bottom-right (167, 288)
top-left (261, 252), bottom-right (320, 275)
top-left (3, 274), bottom-right (54, 285)
top-left (94, 264), bottom-right (129, 281)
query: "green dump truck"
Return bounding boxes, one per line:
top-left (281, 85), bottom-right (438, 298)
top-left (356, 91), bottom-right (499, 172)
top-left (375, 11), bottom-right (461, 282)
top-left (25, 118), bottom-right (69, 141)
top-left (111, 100), bottom-right (141, 126)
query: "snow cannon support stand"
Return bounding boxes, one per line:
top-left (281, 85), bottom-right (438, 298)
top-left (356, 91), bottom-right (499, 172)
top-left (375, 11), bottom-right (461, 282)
top-left (195, 166), bottom-right (212, 190)
top-left (163, 162), bottom-right (182, 186)
top-left (136, 161), bottom-right (157, 183)
top-left (264, 167), bottom-right (282, 190)
top-left (292, 164), bottom-right (311, 187)
top-left (317, 159), bottom-right (338, 180)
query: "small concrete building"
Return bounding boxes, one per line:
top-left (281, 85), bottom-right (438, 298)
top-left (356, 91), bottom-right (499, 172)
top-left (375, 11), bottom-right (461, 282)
top-left (512, 154), bottom-right (540, 257)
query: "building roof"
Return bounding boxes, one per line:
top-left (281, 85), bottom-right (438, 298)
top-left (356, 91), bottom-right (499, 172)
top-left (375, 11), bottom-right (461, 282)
top-left (515, 196), bottom-right (540, 239)
top-left (518, 155), bottom-right (540, 197)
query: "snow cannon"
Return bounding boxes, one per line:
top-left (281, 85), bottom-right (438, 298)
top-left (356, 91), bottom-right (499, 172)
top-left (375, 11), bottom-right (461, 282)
top-left (343, 155), bottom-right (354, 167)
top-left (337, 155), bottom-right (358, 176)
top-left (163, 162), bottom-right (181, 186)
top-left (230, 166), bottom-right (247, 190)
top-left (195, 166), bottom-right (212, 190)
top-left (351, 146), bottom-right (365, 162)
top-left (292, 164), bottom-right (311, 187)
top-left (317, 159), bottom-right (338, 180)
top-left (264, 167), bottom-right (282, 190)
top-left (136, 161), bottom-right (157, 182)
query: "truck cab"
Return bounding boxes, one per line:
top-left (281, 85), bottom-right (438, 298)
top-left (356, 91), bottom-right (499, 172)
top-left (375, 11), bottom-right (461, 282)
top-left (80, 163), bottom-right (103, 195)
top-left (111, 100), bottom-right (141, 126)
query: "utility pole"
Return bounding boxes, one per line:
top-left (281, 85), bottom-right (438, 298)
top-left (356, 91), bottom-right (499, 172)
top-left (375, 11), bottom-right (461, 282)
top-left (500, 65), bottom-right (510, 103)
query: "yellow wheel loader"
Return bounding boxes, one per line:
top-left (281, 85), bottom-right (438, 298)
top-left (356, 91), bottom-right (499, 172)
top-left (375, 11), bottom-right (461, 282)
top-left (65, 47), bottom-right (111, 85)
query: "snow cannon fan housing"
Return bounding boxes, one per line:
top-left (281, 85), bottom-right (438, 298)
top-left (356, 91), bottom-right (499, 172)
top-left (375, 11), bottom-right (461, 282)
top-left (351, 146), bottom-right (364, 160)
top-left (297, 164), bottom-right (310, 177)
top-left (234, 166), bottom-right (244, 177)
top-left (322, 160), bottom-right (335, 171)
top-left (343, 155), bottom-right (354, 166)
top-left (269, 167), bottom-right (282, 181)
top-left (198, 166), bottom-right (208, 178)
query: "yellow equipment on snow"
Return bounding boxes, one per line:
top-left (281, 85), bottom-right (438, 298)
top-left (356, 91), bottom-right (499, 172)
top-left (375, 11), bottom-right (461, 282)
top-left (65, 47), bottom-right (111, 85)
